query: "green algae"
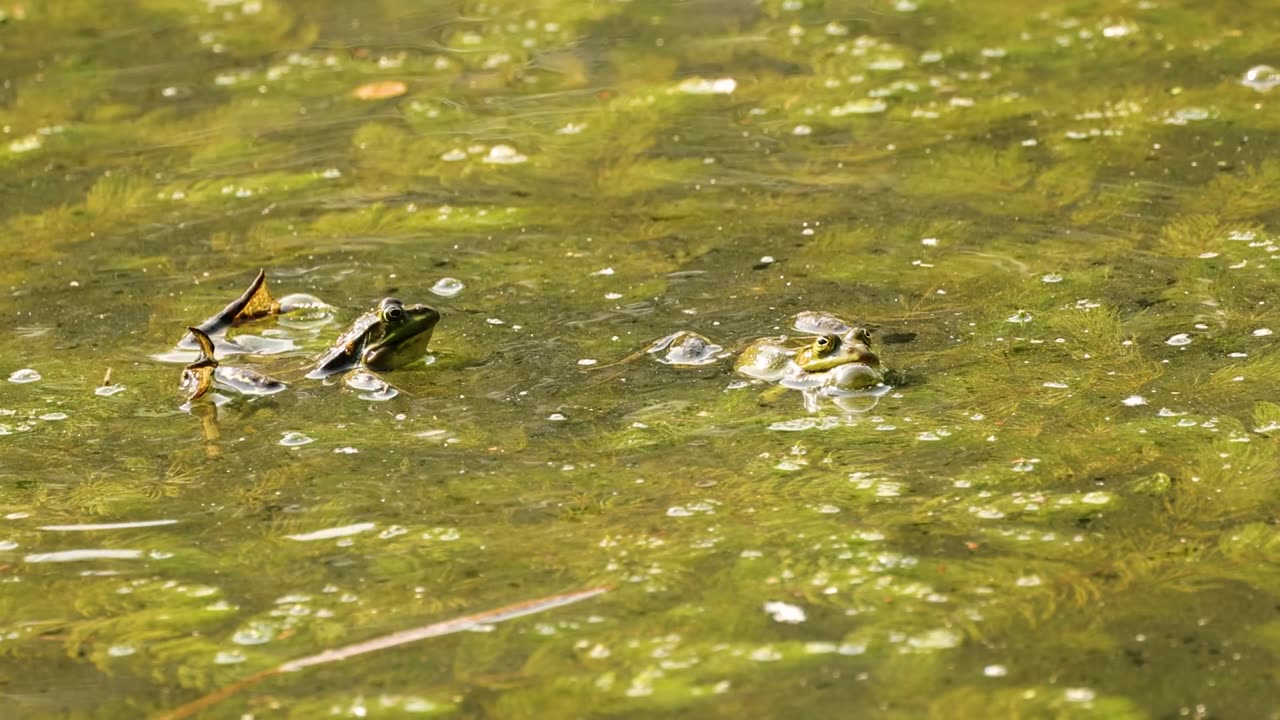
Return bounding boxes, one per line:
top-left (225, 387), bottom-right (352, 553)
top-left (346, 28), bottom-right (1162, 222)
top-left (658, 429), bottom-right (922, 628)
top-left (2, 0), bottom-right (1280, 718)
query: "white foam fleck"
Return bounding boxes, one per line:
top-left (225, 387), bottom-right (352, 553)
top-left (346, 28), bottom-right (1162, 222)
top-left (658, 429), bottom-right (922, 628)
top-left (10, 134), bottom-right (43, 153)
top-left (983, 664), bottom-right (1008, 677)
top-left (1242, 65), bottom-right (1280, 92)
top-left (25, 549), bottom-right (144, 562)
top-left (763, 601), bottom-right (807, 624)
top-left (279, 432), bottom-right (313, 447)
top-left (677, 77), bottom-right (736, 95)
top-left (1166, 333), bottom-right (1192, 346)
top-left (95, 384), bottom-right (127, 397)
top-left (1102, 22), bottom-right (1137, 38)
top-left (38, 520), bottom-right (177, 532)
top-left (906, 629), bottom-right (962, 650)
top-left (286, 523), bottom-right (375, 542)
top-left (482, 145), bottom-right (527, 164)
top-left (1006, 310), bottom-right (1033, 323)
top-left (1122, 395), bottom-right (1146, 406)
top-left (830, 99), bottom-right (887, 116)
top-left (214, 650), bottom-right (247, 665)
top-left (8, 369), bottom-right (40, 384)
top-left (749, 646), bottom-right (783, 661)
top-left (231, 621), bottom-right (277, 645)
top-left (1064, 688), bottom-right (1096, 703)
top-left (1252, 328), bottom-right (1273, 337)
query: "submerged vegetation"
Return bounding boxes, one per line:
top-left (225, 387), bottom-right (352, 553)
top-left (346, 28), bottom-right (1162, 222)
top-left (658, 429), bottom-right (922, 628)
top-left (2, 0), bottom-right (1280, 717)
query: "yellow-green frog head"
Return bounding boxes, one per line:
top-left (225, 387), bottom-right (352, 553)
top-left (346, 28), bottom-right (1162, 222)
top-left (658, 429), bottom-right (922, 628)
top-left (793, 328), bottom-right (879, 372)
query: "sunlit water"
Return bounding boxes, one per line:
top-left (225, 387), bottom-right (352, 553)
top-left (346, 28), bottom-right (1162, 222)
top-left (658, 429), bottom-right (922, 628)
top-left (2, 1), bottom-right (1280, 718)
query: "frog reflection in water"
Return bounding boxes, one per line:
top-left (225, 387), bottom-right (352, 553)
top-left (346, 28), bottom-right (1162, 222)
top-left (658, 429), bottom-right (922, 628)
top-left (177, 270), bottom-right (440, 402)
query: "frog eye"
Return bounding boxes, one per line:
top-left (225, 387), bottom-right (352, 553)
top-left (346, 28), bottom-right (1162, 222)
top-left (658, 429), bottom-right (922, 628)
top-left (382, 303), bottom-right (405, 322)
top-left (815, 335), bottom-right (834, 352)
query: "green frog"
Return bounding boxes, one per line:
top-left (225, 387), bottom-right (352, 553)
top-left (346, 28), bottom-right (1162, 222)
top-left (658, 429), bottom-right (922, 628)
top-left (176, 270), bottom-right (440, 402)
top-left (735, 326), bottom-right (880, 378)
top-left (306, 297), bottom-right (440, 380)
top-left (733, 315), bottom-right (889, 412)
top-left (620, 312), bottom-right (889, 412)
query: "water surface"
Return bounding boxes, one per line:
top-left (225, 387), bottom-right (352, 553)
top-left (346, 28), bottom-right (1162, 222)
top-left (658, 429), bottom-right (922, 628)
top-left (3, 1), bottom-right (1280, 717)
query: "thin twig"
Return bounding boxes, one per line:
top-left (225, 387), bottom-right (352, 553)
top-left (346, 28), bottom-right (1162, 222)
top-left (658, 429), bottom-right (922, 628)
top-left (155, 585), bottom-right (611, 720)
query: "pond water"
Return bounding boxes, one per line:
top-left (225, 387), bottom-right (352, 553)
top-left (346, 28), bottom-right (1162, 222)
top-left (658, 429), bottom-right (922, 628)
top-left (3, 0), bottom-right (1280, 717)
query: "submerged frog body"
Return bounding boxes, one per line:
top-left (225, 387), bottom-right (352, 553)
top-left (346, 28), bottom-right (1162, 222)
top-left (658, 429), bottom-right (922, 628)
top-left (644, 331), bottom-right (727, 366)
top-left (175, 270), bottom-right (440, 402)
top-left (734, 336), bottom-right (795, 381)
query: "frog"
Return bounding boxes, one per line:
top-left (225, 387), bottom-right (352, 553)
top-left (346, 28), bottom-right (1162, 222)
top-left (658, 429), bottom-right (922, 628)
top-left (772, 327), bottom-right (889, 412)
top-left (735, 323), bottom-right (881, 382)
top-left (619, 312), bottom-right (892, 413)
top-left (175, 270), bottom-right (440, 402)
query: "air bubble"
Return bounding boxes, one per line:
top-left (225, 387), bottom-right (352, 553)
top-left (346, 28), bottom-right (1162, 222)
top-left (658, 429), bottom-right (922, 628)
top-left (430, 277), bottom-right (465, 297)
top-left (1242, 65), bottom-right (1280, 92)
top-left (8, 369), bottom-right (40, 384)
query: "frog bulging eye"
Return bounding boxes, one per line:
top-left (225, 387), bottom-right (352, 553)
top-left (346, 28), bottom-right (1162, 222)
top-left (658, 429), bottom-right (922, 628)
top-left (379, 299), bottom-right (406, 322)
top-left (814, 335), bottom-right (836, 354)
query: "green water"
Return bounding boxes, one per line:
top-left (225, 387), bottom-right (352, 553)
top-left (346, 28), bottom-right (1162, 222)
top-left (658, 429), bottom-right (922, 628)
top-left (3, 0), bottom-right (1280, 717)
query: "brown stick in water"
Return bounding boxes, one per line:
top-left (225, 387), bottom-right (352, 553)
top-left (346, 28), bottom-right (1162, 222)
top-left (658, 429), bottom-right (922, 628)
top-left (154, 585), bottom-right (611, 720)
